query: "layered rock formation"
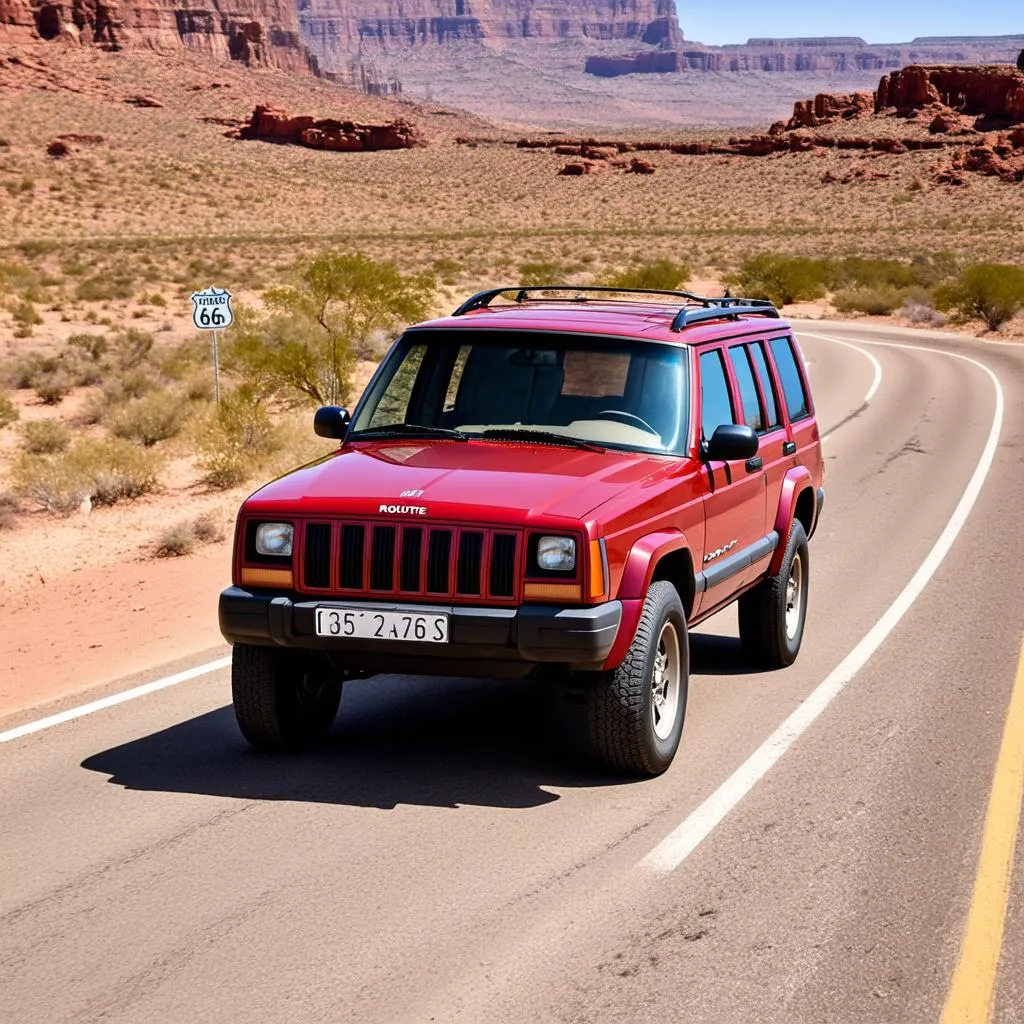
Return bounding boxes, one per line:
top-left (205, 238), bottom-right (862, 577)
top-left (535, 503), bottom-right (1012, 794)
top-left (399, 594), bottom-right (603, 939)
top-left (301, 0), bottom-right (682, 64)
top-left (875, 64), bottom-right (1024, 122)
top-left (586, 34), bottom-right (1024, 77)
top-left (0, 0), bottom-right (317, 73)
top-left (237, 104), bottom-right (424, 150)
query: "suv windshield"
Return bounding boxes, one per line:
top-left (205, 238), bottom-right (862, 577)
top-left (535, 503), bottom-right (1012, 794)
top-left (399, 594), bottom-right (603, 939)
top-left (351, 329), bottom-right (689, 455)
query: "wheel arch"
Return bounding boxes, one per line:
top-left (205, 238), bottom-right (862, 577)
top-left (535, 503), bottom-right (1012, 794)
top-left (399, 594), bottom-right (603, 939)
top-left (769, 466), bottom-right (814, 576)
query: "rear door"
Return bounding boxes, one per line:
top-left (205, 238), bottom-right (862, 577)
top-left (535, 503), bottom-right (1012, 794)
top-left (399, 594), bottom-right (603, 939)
top-left (736, 339), bottom-right (790, 535)
top-left (695, 346), bottom-right (767, 611)
top-left (767, 334), bottom-right (818, 466)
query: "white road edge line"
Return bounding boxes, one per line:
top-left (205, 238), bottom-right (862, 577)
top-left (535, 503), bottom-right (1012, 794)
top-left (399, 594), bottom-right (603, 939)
top-left (640, 337), bottom-right (1004, 873)
top-left (802, 332), bottom-right (883, 443)
top-left (0, 657), bottom-right (232, 744)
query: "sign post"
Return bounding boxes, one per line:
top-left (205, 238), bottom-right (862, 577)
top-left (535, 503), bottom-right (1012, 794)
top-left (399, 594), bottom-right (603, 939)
top-left (190, 287), bottom-right (234, 406)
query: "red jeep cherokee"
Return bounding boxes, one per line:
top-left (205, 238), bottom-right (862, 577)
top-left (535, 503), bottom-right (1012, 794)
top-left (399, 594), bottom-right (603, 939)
top-left (220, 287), bottom-right (825, 776)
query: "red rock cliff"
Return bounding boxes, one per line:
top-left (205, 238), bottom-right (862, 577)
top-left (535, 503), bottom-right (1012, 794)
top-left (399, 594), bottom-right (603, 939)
top-left (0, 0), bottom-right (317, 73)
top-left (875, 64), bottom-right (1024, 121)
top-left (301, 0), bottom-right (682, 64)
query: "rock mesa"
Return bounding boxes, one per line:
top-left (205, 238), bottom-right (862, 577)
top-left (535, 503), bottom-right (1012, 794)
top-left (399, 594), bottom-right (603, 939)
top-left (238, 105), bottom-right (425, 151)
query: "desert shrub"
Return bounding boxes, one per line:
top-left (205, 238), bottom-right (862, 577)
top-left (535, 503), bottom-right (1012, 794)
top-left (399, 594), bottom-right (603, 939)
top-left (75, 274), bottom-right (135, 302)
top-left (33, 367), bottom-right (76, 406)
top-left (9, 298), bottom-right (42, 337)
top-left (196, 386), bottom-right (280, 489)
top-left (109, 392), bottom-right (189, 446)
top-left (67, 332), bottom-right (108, 363)
top-left (0, 390), bottom-right (18, 428)
top-left (833, 284), bottom-right (914, 316)
top-left (901, 299), bottom-right (946, 327)
top-left (110, 327), bottom-right (155, 371)
top-left (604, 259), bottom-right (691, 292)
top-left (4, 351), bottom-right (47, 389)
top-left (0, 491), bottom-right (19, 530)
top-left (519, 260), bottom-right (570, 286)
top-left (155, 521), bottom-right (195, 557)
top-left (71, 437), bottom-right (163, 506)
top-left (934, 263), bottom-right (1024, 331)
top-left (100, 366), bottom-right (157, 407)
top-left (725, 255), bottom-right (828, 307)
top-left (21, 419), bottom-right (71, 454)
top-left (12, 437), bottom-right (162, 513)
top-left (193, 511), bottom-right (224, 543)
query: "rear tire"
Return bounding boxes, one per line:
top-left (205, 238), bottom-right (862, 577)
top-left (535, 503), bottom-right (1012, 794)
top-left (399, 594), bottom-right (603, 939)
top-left (586, 581), bottom-right (689, 777)
top-left (738, 520), bottom-right (809, 669)
top-left (232, 644), bottom-right (341, 751)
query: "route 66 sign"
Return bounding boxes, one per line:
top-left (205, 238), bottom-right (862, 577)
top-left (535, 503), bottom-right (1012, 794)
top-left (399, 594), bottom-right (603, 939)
top-left (190, 287), bottom-right (233, 331)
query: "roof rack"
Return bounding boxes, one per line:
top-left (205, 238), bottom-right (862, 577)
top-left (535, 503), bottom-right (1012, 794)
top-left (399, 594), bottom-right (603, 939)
top-left (449, 285), bottom-right (780, 332)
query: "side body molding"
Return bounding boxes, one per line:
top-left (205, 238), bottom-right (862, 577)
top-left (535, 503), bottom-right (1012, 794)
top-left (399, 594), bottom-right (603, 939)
top-left (768, 466), bottom-right (813, 576)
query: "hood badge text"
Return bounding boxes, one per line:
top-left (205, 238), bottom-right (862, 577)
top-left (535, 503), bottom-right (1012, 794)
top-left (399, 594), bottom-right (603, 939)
top-left (380, 504), bottom-right (428, 515)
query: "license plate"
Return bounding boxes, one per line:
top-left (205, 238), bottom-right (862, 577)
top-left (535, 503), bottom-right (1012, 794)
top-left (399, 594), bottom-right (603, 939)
top-left (314, 607), bottom-right (449, 643)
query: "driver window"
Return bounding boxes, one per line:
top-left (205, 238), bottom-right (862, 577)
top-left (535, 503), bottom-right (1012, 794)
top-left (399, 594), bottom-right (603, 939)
top-left (699, 349), bottom-right (736, 440)
top-left (368, 344), bottom-right (426, 428)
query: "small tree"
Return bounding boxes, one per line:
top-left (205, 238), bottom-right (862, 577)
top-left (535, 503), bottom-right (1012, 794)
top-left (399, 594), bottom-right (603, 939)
top-left (934, 263), bottom-right (1024, 331)
top-left (723, 255), bottom-right (828, 307)
top-left (604, 259), bottom-right (691, 292)
top-left (229, 252), bottom-right (434, 407)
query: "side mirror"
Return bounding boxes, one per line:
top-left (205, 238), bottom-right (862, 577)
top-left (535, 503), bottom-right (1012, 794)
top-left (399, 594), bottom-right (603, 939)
top-left (314, 406), bottom-right (350, 440)
top-left (703, 424), bottom-right (759, 462)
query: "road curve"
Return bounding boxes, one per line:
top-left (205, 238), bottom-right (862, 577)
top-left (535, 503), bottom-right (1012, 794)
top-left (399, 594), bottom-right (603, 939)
top-left (2, 323), bottom-right (1023, 1024)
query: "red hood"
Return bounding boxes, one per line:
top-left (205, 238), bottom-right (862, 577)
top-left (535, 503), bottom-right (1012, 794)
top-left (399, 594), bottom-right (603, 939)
top-left (245, 440), bottom-right (678, 525)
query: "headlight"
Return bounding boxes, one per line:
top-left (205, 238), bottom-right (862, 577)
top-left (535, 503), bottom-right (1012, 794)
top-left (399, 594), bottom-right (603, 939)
top-left (536, 535), bottom-right (576, 571)
top-left (255, 522), bottom-right (293, 557)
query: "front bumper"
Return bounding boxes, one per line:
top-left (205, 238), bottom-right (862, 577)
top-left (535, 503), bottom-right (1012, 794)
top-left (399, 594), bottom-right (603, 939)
top-left (219, 587), bottom-right (623, 674)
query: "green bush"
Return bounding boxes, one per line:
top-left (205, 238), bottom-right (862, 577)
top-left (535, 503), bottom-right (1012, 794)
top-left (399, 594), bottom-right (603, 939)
top-left (5, 351), bottom-right (48, 389)
top-left (67, 332), bottom-right (109, 363)
top-left (111, 327), bottom-right (155, 371)
top-left (10, 298), bottom-right (42, 337)
top-left (934, 263), bottom-right (1024, 331)
top-left (196, 386), bottom-right (280, 490)
top-left (75, 274), bottom-right (135, 302)
top-left (21, 419), bottom-right (71, 454)
top-left (604, 259), bottom-right (691, 292)
top-left (12, 437), bottom-right (163, 514)
top-left (109, 392), bottom-right (189, 446)
top-left (832, 284), bottom-right (934, 316)
top-left (0, 390), bottom-right (18, 428)
top-left (725, 255), bottom-right (828, 306)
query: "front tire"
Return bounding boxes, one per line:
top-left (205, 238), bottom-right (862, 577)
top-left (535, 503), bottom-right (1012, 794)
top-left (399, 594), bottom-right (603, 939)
top-left (738, 520), bottom-right (809, 669)
top-left (586, 581), bottom-right (689, 776)
top-left (232, 644), bottom-right (342, 751)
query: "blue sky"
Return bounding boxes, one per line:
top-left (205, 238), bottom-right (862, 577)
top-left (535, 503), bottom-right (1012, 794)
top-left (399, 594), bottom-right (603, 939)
top-left (681, 0), bottom-right (1021, 46)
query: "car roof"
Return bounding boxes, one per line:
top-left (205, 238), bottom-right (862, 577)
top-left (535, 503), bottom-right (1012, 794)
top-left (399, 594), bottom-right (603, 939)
top-left (410, 300), bottom-right (792, 346)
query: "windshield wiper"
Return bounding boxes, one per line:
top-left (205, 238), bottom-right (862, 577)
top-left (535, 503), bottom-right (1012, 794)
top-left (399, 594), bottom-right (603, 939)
top-left (479, 429), bottom-right (606, 452)
top-left (350, 423), bottom-right (469, 441)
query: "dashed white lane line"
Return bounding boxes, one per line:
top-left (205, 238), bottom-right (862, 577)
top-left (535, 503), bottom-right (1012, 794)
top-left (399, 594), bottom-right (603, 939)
top-left (641, 339), bottom-right (1004, 872)
top-left (0, 657), bottom-right (231, 744)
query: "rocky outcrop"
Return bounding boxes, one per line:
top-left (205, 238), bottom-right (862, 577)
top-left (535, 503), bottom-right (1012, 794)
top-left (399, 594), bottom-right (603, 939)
top-left (0, 0), bottom-right (318, 74)
top-left (302, 0), bottom-right (682, 67)
top-left (784, 91), bottom-right (874, 130)
top-left (875, 64), bottom-right (1024, 124)
top-left (237, 105), bottom-right (424, 150)
top-left (585, 34), bottom-right (1024, 77)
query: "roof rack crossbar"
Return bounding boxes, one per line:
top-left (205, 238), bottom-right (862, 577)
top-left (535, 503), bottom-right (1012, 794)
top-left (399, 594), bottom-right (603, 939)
top-left (450, 285), bottom-right (779, 330)
top-left (670, 304), bottom-right (780, 331)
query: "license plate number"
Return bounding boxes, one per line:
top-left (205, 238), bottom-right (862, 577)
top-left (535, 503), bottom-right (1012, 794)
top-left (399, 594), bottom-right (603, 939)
top-left (314, 607), bottom-right (449, 643)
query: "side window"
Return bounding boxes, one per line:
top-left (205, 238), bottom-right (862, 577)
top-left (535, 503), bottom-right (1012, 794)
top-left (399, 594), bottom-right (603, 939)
top-left (699, 350), bottom-right (736, 440)
top-left (368, 344), bottom-right (426, 427)
top-left (728, 345), bottom-right (763, 433)
top-left (443, 344), bottom-right (472, 412)
top-left (768, 336), bottom-right (809, 422)
top-left (749, 341), bottom-right (781, 431)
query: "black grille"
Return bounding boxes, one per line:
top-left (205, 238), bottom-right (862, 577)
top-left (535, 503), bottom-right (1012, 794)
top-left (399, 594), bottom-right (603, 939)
top-left (427, 530), bottom-right (452, 593)
top-left (304, 524), bottom-right (332, 589)
top-left (339, 524), bottom-right (365, 589)
top-left (400, 528), bottom-right (423, 591)
top-left (456, 532), bottom-right (484, 595)
top-left (370, 526), bottom-right (396, 590)
top-left (490, 534), bottom-right (517, 598)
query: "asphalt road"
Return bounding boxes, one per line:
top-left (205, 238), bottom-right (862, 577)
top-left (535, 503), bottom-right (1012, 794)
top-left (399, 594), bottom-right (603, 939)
top-left (2, 323), bottom-right (1023, 1024)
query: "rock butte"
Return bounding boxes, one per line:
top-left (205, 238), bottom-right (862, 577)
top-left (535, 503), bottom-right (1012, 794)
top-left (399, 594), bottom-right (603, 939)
top-left (235, 105), bottom-right (425, 151)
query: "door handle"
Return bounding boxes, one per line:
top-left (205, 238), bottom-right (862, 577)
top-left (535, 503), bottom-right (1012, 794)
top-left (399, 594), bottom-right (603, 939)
top-left (745, 456), bottom-right (763, 473)
top-left (783, 441), bottom-right (796, 456)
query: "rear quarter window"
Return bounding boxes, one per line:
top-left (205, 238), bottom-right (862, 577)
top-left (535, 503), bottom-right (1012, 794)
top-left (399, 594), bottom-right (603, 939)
top-left (768, 336), bottom-right (810, 422)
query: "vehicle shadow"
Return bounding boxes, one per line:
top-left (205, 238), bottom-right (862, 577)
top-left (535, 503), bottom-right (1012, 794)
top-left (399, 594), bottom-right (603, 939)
top-left (690, 632), bottom-right (762, 676)
top-left (81, 674), bottom-right (621, 811)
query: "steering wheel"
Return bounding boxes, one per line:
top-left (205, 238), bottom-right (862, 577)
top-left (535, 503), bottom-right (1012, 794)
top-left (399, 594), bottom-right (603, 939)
top-left (596, 409), bottom-right (660, 436)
